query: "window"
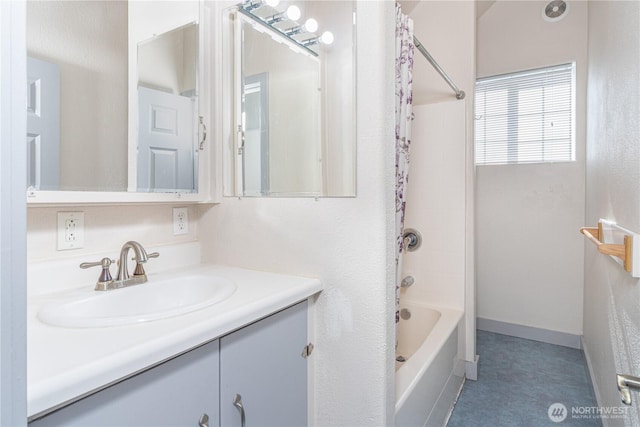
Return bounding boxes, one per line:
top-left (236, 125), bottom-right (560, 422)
top-left (474, 63), bottom-right (575, 165)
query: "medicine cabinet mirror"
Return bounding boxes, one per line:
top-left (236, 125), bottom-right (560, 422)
top-left (223, 1), bottom-right (356, 197)
top-left (25, 0), bottom-right (209, 203)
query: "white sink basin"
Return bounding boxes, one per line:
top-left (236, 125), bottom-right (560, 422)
top-left (37, 274), bottom-right (237, 328)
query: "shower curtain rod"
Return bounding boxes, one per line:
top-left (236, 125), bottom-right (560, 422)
top-left (413, 36), bottom-right (465, 100)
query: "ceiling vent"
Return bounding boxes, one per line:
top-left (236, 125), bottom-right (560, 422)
top-left (543, 0), bottom-right (569, 23)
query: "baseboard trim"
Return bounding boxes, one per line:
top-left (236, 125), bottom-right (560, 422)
top-left (477, 317), bottom-right (582, 349)
top-left (465, 355), bottom-right (479, 381)
top-left (581, 338), bottom-right (604, 409)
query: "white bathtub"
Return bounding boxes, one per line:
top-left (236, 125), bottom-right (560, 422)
top-left (395, 302), bottom-right (465, 427)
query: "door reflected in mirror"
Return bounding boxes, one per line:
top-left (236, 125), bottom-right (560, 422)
top-left (136, 23), bottom-right (199, 193)
top-left (242, 73), bottom-right (271, 196)
top-left (225, 1), bottom-right (356, 198)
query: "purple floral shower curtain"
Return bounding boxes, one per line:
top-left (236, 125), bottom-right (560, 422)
top-left (395, 4), bottom-right (414, 327)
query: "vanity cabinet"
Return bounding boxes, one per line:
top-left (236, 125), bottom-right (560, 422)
top-left (220, 301), bottom-right (308, 427)
top-left (30, 302), bottom-right (309, 427)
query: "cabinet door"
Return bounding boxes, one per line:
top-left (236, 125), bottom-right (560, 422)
top-left (30, 340), bottom-right (220, 427)
top-left (220, 302), bottom-right (308, 427)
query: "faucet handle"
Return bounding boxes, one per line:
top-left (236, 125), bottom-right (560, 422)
top-left (130, 252), bottom-right (159, 262)
top-left (80, 257), bottom-right (115, 287)
top-left (133, 252), bottom-right (159, 276)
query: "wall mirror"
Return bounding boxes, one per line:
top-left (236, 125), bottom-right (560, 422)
top-left (135, 22), bottom-right (199, 193)
top-left (25, 0), bottom-right (207, 202)
top-left (223, 1), bottom-right (356, 197)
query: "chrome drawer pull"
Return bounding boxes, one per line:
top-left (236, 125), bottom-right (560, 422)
top-left (233, 394), bottom-right (246, 427)
top-left (198, 413), bottom-right (209, 427)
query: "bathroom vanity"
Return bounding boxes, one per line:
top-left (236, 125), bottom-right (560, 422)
top-left (27, 260), bottom-right (321, 426)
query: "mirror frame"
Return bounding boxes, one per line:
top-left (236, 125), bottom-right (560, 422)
top-left (220, 1), bottom-right (357, 198)
top-left (26, 0), bottom-right (217, 206)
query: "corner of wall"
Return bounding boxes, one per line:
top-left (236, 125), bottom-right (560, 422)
top-left (197, 1), bottom-right (397, 425)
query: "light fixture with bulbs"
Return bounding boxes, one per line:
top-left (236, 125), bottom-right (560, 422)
top-left (265, 5), bottom-right (300, 25)
top-left (286, 5), bottom-right (301, 21)
top-left (238, 0), bottom-right (335, 56)
top-left (320, 31), bottom-right (334, 45)
top-left (304, 18), bottom-right (318, 33)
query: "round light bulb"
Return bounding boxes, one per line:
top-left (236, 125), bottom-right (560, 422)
top-left (265, 0), bottom-right (280, 6)
top-left (304, 18), bottom-right (318, 33)
top-left (321, 31), bottom-right (334, 45)
top-left (286, 5), bottom-right (301, 21)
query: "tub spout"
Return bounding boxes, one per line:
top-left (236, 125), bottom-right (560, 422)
top-left (617, 373), bottom-right (640, 405)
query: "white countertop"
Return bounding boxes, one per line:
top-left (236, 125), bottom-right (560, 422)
top-left (27, 264), bottom-right (322, 418)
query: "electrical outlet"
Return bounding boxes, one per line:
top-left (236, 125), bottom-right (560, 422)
top-left (57, 212), bottom-right (84, 250)
top-left (173, 207), bottom-right (189, 235)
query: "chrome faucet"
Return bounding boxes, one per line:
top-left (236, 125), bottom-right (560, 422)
top-left (117, 241), bottom-right (149, 282)
top-left (80, 241), bottom-right (159, 291)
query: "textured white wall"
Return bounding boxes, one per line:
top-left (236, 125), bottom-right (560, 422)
top-left (476, 0), bottom-right (587, 335)
top-left (583, 1), bottom-right (640, 421)
top-left (198, 2), bottom-right (396, 425)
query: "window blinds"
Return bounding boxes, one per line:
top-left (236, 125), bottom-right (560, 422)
top-left (475, 63), bottom-right (575, 165)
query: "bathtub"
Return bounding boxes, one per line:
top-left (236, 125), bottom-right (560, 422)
top-left (395, 301), bottom-right (465, 427)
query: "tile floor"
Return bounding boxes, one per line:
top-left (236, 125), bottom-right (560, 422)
top-left (447, 331), bottom-right (603, 427)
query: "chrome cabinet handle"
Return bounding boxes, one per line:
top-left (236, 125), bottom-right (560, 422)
top-left (199, 116), bottom-right (207, 150)
top-left (237, 125), bottom-right (245, 155)
top-left (233, 394), bottom-right (246, 427)
top-left (198, 413), bottom-right (209, 427)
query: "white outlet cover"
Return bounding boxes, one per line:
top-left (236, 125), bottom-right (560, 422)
top-left (173, 207), bottom-right (189, 235)
top-left (57, 212), bottom-right (85, 250)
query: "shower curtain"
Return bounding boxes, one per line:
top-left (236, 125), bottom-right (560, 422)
top-left (395, 4), bottom-right (414, 328)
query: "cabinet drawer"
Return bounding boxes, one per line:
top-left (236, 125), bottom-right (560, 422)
top-left (30, 340), bottom-right (220, 427)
